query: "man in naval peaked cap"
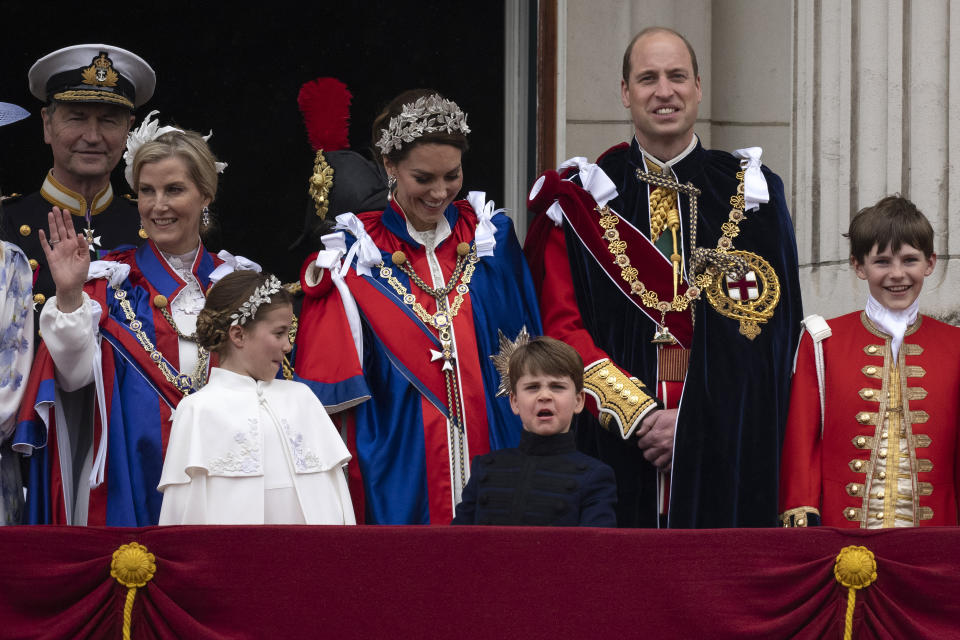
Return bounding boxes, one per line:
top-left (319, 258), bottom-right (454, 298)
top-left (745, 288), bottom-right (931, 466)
top-left (1, 44), bottom-right (155, 319)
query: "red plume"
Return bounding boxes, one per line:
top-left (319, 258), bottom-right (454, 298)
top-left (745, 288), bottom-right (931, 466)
top-left (297, 77), bottom-right (352, 152)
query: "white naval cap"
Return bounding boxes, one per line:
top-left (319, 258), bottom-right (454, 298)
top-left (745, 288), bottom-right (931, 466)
top-left (28, 44), bottom-right (156, 109)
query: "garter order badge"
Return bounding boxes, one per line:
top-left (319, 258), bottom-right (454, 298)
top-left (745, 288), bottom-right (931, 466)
top-left (703, 250), bottom-right (780, 340)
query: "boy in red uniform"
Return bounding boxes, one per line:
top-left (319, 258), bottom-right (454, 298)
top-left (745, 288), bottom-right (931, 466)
top-left (780, 195), bottom-right (960, 528)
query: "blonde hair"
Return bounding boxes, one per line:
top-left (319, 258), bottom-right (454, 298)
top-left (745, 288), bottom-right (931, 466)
top-left (132, 129), bottom-right (219, 202)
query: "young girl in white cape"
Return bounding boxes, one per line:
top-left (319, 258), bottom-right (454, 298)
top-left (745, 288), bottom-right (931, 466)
top-left (158, 270), bottom-right (355, 525)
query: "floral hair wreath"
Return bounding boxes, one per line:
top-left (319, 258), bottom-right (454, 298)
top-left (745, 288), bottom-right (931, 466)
top-left (123, 110), bottom-right (229, 189)
top-left (375, 94), bottom-right (470, 155)
top-left (229, 275), bottom-right (283, 327)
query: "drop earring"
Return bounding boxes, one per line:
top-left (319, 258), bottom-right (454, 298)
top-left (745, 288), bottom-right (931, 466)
top-left (202, 206), bottom-right (211, 228)
top-left (387, 175), bottom-right (397, 202)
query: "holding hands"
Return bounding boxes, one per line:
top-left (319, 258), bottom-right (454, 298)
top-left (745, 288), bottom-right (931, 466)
top-left (39, 206), bottom-right (89, 313)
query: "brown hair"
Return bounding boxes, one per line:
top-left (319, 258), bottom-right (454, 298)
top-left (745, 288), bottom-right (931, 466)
top-left (622, 27), bottom-right (699, 82)
top-left (196, 270), bottom-right (292, 353)
top-left (846, 194), bottom-right (935, 264)
top-left (371, 88), bottom-right (469, 164)
top-left (508, 336), bottom-right (584, 394)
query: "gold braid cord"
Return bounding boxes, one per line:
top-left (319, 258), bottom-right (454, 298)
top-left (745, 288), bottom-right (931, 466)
top-left (110, 542), bottom-right (156, 640)
top-left (583, 359), bottom-right (658, 439)
top-left (779, 506), bottom-right (820, 527)
top-left (834, 545), bottom-right (878, 640)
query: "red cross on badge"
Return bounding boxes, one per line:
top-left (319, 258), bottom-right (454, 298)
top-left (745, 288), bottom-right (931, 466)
top-left (725, 271), bottom-right (760, 301)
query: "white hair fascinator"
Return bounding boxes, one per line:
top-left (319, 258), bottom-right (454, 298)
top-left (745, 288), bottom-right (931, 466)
top-left (123, 110), bottom-right (228, 189)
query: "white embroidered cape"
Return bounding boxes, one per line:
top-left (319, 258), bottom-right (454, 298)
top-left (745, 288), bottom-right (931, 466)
top-left (158, 367), bottom-right (355, 525)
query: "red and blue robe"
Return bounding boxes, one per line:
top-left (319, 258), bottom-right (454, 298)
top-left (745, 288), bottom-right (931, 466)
top-left (14, 241), bottom-right (222, 526)
top-left (294, 200), bottom-right (541, 524)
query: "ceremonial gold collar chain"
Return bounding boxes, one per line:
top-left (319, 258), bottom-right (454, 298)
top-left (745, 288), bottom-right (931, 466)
top-left (376, 242), bottom-right (478, 443)
top-left (113, 287), bottom-right (209, 394)
top-left (595, 165), bottom-right (751, 343)
top-left (378, 242), bottom-right (478, 340)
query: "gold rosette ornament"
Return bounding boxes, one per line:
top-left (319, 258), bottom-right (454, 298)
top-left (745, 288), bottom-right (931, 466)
top-left (111, 542), bottom-right (157, 640)
top-left (833, 545), bottom-right (877, 640)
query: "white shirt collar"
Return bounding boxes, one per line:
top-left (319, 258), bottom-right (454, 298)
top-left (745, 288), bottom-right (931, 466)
top-left (636, 134), bottom-right (699, 171)
top-left (864, 294), bottom-right (920, 359)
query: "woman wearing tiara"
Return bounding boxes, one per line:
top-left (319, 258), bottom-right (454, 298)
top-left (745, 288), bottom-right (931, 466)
top-left (295, 89), bottom-right (542, 524)
top-left (14, 114), bottom-right (255, 526)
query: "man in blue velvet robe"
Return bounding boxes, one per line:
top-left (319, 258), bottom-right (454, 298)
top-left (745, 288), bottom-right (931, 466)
top-left (524, 27), bottom-right (802, 527)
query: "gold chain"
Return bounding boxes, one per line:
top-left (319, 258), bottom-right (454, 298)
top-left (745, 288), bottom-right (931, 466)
top-left (378, 246), bottom-right (479, 331)
top-left (113, 287), bottom-right (209, 395)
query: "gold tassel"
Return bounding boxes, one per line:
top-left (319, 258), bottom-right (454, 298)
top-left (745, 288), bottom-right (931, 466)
top-left (110, 542), bottom-right (157, 640)
top-left (833, 545), bottom-right (877, 640)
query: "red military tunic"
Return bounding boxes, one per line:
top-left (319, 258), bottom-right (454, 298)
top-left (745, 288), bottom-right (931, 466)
top-left (780, 311), bottom-right (960, 528)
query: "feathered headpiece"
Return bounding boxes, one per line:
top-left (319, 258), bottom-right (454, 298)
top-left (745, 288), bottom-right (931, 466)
top-left (123, 110), bottom-right (228, 189)
top-left (298, 77), bottom-right (352, 152)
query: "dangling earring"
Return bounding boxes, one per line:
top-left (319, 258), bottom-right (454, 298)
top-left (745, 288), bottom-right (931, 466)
top-left (201, 206), bottom-right (211, 228)
top-left (387, 175), bottom-right (397, 202)
top-left (138, 221), bottom-right (148, 239)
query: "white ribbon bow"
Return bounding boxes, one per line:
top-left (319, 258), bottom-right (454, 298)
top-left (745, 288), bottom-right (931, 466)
top-left (209, 250), bottom-right (262, 283)
top-left (334, 213), bottom-right (382, 277)
top-left (732, 147), bottom-right (770, 212)
top-left (465, 191), bottom-right (501, 257)
top-left (557, 157), bottom-right (619, 207)
top-left (316, 232), bottom-right (364, 362)
top-left (86, 260), bottom-right (131, 288)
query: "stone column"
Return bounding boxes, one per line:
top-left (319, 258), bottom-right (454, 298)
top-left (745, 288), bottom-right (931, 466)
top-left (795, 0), bottom-right (960, 322)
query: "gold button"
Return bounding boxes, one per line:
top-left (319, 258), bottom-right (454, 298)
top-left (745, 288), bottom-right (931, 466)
top-left (879, 448), bottom-right (887, 458)
top-left (614, 383), bottom-right (624, 392)
top-left (867, 345), bottom-right (878, 354)
top-left (881, 431), bottom-right (888, 439)
top-left (796, 517), bottom-right (806, 526)
top-left (877, 490), bottom-right (884, 499)
top-left (854, 460), bottom-right (863, 470)
top-left (866, 366), bottom-right (877, 375)
top-left (858, 412), bottom-right (871, 422)
top-left (856, 436), bottom-right (866, 447)
top-left (876, 511), bottom-right (884, 519)
top-left (598, 369), bottom-right (609, 379)
top-left (864, 389), bottom-right (875, 398)
top-left (19, 225), bottom-right (31, 237)
top-left (628, 396), bottom-right (639, 406)
top-left (847, 508), bottom-right (857, 518)
top-left (619, 389), bottom-right (630, 399)
top-left (851, 485), bottom-right (859, 494)
top-left (879, 471), bottom-right (886, 480)
top-left (28, 259), bottom-right (39, 271)
top-left (153, 295), bottom-right (168, 308)
top-left (33, 293), bottom-right (45, 305)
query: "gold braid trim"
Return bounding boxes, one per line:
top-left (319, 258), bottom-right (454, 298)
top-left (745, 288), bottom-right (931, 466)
top-left (583, 359), bottom-right (658, 439)
top-left (53, 90), bottom-right (133, 108)
top-left (779, 506), bottom-right (820, 527)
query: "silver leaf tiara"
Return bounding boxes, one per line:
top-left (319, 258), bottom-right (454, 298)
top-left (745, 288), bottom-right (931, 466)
top-left (229, 275), bottom-right (283, 327)
top-left (375, 94), bottom-right (470, 155)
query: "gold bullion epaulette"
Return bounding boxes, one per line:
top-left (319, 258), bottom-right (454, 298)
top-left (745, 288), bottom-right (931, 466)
top-left (779, 506), bottom-right (819, 527)
top-left (583, 358), bottom-right (658, 439)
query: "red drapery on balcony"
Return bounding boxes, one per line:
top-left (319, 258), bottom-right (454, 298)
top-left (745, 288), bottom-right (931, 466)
top-left (1, 526), bottom-right (959, 639)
